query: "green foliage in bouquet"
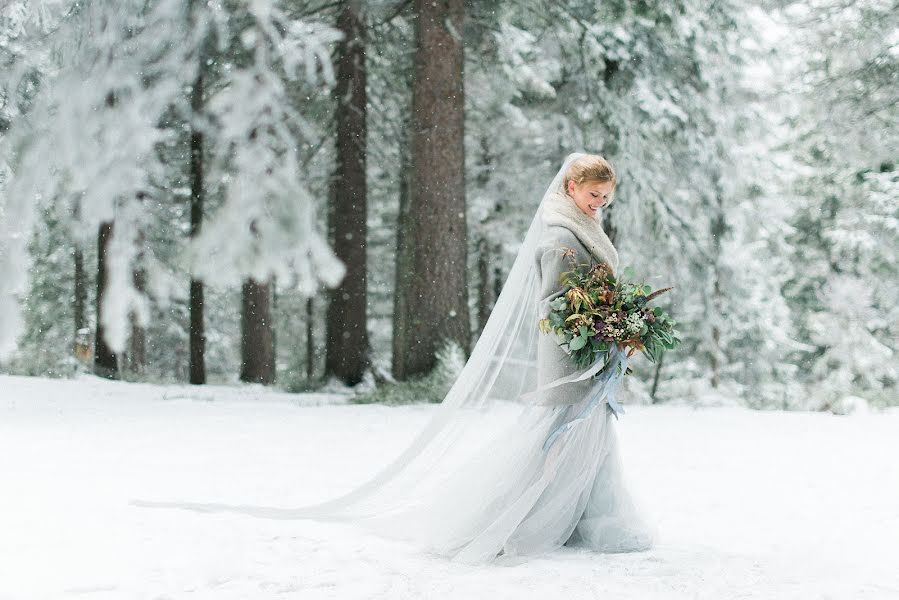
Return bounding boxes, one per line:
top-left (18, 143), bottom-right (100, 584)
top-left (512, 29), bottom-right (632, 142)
top-left (537, 248), bottom-right (681, 373)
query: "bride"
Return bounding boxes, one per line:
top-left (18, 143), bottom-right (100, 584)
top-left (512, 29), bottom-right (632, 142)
top-left (133, 152), bottom-right (658, 566)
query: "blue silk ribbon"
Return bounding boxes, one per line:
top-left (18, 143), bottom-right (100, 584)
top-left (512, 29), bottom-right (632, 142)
top-left (542, 348), bottom-right (629, 452)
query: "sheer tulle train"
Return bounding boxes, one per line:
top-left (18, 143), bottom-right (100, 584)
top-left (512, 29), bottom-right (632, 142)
top-left (353, 391), bottom-right (657, 566)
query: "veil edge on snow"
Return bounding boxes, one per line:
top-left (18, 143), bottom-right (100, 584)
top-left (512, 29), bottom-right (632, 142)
top-left (129, 151), bottom-right (590, 521)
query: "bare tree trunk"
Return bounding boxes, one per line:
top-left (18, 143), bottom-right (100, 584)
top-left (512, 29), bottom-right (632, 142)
top-left (325, 0), bottom-right (370, 386)
top-left (189, 279), bottom-right (205, 382)
top-left (189, 54), bottom-right (207, 385)
top-left (306, 296), bottom-right (315, 380)
top-left (271, 276), bottom-right (277, 368)
top-left (473, 138), bottom-right (498, 336)
top-left (73, 201), bottom-right (87, 335)
top-left (240, 278), bottom-right (275, 385)
top-left (391, 143), bottom-right (412, 377)
top-left (475, 237), bottom-right (492, 333)
top-left (708, 181), bottom-right (727, 389)
top-left (394, 0), bottom-right (470, 379)
top-left (73, 246), bottom-right (90, 363)
top-left (128, 256), bottom-right (147, 374)
top-left (74, 248), bottom-right (87, 333)
top-left (93, 221), bottom-right (118, 379)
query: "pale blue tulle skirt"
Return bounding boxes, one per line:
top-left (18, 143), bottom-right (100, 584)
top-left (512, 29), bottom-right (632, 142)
top-left (355, 386), bottom-right (658, 566)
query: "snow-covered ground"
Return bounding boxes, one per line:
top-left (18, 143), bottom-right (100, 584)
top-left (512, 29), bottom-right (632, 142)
top-left (2, 374), bottom-right (898, 600)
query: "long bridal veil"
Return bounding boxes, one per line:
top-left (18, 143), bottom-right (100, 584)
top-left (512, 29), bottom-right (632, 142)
top-left (133, 151), bottom-right (627, 543)
top-left (278, 151), bottom-right (593, 522)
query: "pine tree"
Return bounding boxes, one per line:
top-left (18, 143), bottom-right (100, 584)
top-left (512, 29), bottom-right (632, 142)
top-left (393, 0), bottom-right (470, 379)
top-left (325, 0), bottom-right (371, 386)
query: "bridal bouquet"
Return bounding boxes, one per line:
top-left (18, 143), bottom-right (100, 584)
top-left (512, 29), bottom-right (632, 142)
top-left (538, 249), bottom-right (681, 375)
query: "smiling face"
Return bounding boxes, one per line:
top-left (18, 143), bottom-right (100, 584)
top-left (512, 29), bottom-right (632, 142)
top-left (565, 179), bottom-right (615, 217)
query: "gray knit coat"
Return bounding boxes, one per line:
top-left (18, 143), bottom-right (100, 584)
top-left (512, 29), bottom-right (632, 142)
top-left (533, 188), bottom-right (620, 407)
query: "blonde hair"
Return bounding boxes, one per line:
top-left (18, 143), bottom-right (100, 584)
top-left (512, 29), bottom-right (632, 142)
top-left (562, 154), bottom-right (617, 205)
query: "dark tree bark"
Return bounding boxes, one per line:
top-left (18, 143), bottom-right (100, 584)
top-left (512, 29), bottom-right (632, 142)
top-left (393, 0), bottom-right (470, 379)
top-left (474, 138), bottom-right (497, 336)
top-left (128, 253), bottom-right (147, 374)
top-left (122, 222), bottom-right (148, 375)
top-left (271, 276), bottom-right (277, 365)
top-left (73, 235), bottom-right (91, 365)
top-left (325, 0), bottom-right (370, 386)
top-left (74, 249), bottom-right (86, 331)
top-left (73, 200), bottom-right (87, 337)
top-left (240, 278), bottom-right (275, 385)
top-left (708, 180), bottom-right (727, 389)
top-left (391, 143), bottom-right (412, 377)
top-left (306, 296), bottom-right (315, 380)
top-left (475, 236), bottom-right (492, 334)
top-left (93, 221), bottom-right (118, 379)
top-left (189, 55), bottom-right (207, 385)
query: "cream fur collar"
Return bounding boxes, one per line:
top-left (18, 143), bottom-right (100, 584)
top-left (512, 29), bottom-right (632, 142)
top-left (541, 188), bottom-right (619, 272)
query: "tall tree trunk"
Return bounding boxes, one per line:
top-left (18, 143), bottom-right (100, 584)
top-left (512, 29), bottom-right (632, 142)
top-left (394, 0), bottom-right (469, 379)
top-left (71, 134), bottom-right (88, 363)
top-left (306, 296), bottom-right (315, 380)
top-left (93, 221), bottom-right (118, 379)
top-left (240, 278), bottom-right (274, 385)
top-left (473, 138), bottom-right (497, 336)
top-left (391, 142), bottom-right (412, 377)
top-left (74, 249), bottom-right (86, 332)
top-left (708, 179), bottom-right (727, 389)
top-left (189, 54), bottom-right (207, 385)
top-left (271, 276), bottom-right (277, 368)
top-left (475, 236), bottom-right (492, 334)
top-left (73, 200), bottom-right (87, 337)
top-left (128, 257), bottom-right (147, 374)
top-left (325, 0), bottom-right (370, 386)
top-left (73, 246), bottom-right (90, 363)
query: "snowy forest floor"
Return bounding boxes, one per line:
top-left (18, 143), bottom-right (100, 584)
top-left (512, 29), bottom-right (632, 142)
top-left (2, 374), bottom-right (898, 600)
